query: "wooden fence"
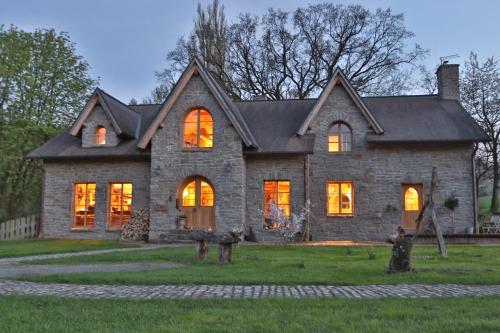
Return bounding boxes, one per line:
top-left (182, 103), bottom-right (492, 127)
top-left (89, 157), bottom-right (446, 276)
top-left (0, 214), bottom-right (40, 240)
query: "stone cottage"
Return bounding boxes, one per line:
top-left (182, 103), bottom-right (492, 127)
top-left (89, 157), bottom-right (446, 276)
top-left (28, 58), bottom-right (488, 241)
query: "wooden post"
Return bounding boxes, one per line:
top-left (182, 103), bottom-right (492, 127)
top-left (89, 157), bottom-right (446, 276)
top-left (195, 240), bottom-right (209, 260)
top-left (412, 167), bottom-right (448, 257)
top-left (218, 243), bottom-right (232, 265)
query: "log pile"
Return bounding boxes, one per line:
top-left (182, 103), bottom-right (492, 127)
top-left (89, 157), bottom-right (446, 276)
top-left (121, 208), bottom-right (150, 242)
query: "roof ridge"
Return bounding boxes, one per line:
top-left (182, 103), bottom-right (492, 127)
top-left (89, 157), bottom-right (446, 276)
top-left (233, 98), bottom-right (318, 103)
top-left (362, 94), bottom-right (439, 99)
top-left (97, 88), bottom-right (141, 116)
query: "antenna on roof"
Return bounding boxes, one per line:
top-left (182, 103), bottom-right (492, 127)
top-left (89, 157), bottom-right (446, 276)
top-left (439, 54), bottom-right (459, 64)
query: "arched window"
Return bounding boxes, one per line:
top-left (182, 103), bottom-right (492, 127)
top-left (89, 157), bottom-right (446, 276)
top-left (96, 126), bottom-right (106, 145)
top-left (328, 122), bottom-right (352, 152)
top-left (183, 109), bottom-right (213, 148)
top-left (404, 187), bottom-right (419, 211)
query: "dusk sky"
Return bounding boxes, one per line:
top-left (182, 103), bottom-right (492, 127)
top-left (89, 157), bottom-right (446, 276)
top-left (1, 0), bottom-right (499, 102)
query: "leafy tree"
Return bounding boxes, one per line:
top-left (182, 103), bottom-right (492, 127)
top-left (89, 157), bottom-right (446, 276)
top-left (0, 25), bottom-right (97, 220)
top-left (461, 52), bottom-right (500, 212)
top-left (150, 1), bottom-right (426, 101)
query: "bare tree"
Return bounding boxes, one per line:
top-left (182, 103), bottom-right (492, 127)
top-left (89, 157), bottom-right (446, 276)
top-left (461, 52), bottom-right (500, 212)
top-left (149, 2), bottom-right (427, 101)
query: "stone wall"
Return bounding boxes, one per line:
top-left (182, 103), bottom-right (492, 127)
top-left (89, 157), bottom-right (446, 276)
top-left (307, 84), bottom-right (474, 241)
top-left (41, 159), bottom-right (150, 240)
top-left (81, 106), bottom-right (119, 147)
top-left (148, 75), bottom-right (246, 240)
top-left (245, 155), bottom-right (305, 242)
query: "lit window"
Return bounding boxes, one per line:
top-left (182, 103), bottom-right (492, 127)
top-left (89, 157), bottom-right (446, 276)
top-left (264, 180), bottom-right (291, 218)
top-left (404, 187), bottom-right (419, 211)
top-left (327, 182), bottom-right (353, 215)
top-left (73, 183), bottom-right (96, 228)
top-left (181, 179), bottom-right (214, 207)
top-left (108, 183), bottom-right (133, 229)
top-left (328, 122), bottom-right (351, 152)
top-left (183, 109), bottom-right (213, 148)
top-left (96, 126), bottom-right (106, 145)
top-left (182, 181), bottom-right (196, 206)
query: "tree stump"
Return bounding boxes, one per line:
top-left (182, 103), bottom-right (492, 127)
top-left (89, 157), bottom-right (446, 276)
top-left (218, 242), bottom-right (232, 265)
top-left (195, 239), bottom-right (209, 260)
top-left (388, 230), bottom-right (413, 273)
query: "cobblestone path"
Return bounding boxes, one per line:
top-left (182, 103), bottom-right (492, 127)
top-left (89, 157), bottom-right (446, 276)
top-left (1, 281), bottom-right (500, 299)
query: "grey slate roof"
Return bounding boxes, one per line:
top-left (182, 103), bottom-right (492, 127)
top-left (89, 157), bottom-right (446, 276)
top-left (27, 91), bottom-right (488, 160)
top-left (97, 89), bottom-right (142, 138)
top-left (363, 95), bottom-right (489, 142)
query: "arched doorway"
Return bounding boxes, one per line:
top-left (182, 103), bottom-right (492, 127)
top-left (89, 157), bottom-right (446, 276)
top-left (401, 184), bottom-right (423, 229)
top-left (178, 177), bottom-right (215, 230)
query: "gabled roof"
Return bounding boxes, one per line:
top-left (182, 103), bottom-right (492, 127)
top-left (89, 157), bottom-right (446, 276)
top-left (69, 88), bottom-right (141, 138)
top-left (137, 56), bottom-right (258, 149)
top-left (297, 67), bottom-right (384, 136)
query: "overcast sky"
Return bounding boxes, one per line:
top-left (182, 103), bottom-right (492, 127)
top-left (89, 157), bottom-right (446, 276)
top-left (1, 0), bottom-right (499, 102)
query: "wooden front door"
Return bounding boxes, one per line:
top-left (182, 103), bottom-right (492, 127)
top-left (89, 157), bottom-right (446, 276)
top-left (401, 184), bottom-right (423, 230)
top-left (180, 178), bottom-right (215, 230)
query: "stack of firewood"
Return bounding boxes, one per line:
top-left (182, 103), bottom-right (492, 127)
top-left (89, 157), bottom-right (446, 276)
top-left (121, 207), bottom-right (150, 241)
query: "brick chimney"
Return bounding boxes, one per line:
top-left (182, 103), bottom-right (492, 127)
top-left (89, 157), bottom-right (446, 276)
top-left (436, 63), bottom-right (460, 101)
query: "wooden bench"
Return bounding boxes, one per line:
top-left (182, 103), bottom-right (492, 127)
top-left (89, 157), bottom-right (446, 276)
top-left (481, 215), bottom-right (500, 234)
top-left (188, 230), bottom-right (240, 265)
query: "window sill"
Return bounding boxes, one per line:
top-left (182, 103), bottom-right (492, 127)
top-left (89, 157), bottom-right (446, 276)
top-left (70, 228), bottom-right (94, 232)
top-left (106, 228), bottom-right (122, 232)
top-left (327, 214), bottom-right (354, 218)
top-left (181, 148), bottom-right (213, 152)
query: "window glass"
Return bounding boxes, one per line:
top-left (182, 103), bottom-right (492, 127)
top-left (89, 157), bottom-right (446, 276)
top-left (183, 109), bottom-right (213, 148)
top-left (74, 183), bottom-right (96, 228)
top-left (328, 123), bottom-right (352, 152)
top-left (404, 187), bottom-right (419, 211)
top-left (108, 183), bottom-right (133, 229)
top-left (96, 127), bottom-right (106, 145)
top-left (327, 182), bottom-right (354, 215)
top-left (200, 181), bottom-right (214, 207)
top-left (182, 181), bottom-right (196, 206)
top-left (264, 180), bottom-right (291, 218)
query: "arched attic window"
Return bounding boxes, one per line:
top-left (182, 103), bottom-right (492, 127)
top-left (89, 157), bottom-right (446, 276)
top-left (328, 122), bottom-right (352, 152)
top-left (183, 109), bottom-right (213, 149)
top-left (96, 126), bottom-right (106, 145)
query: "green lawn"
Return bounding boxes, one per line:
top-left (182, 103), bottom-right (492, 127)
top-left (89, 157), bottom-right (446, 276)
top-left (17, 244), bottom-right (500, 285)
top-left (0, 238), bottom-right (137, 259)
top-left (1, 295), bottom-right (499, 332)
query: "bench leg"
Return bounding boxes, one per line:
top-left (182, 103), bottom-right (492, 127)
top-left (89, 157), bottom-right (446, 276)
top-left (196, 240), bottom-right (209, 260)
top-left (218, 243), bottom-right (232, 265)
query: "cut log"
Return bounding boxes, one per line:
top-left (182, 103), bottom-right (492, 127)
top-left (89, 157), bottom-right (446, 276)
top-left (218, 243), bottom-right (232, 265)
top-left (195, 240), bottom-right (209, 260)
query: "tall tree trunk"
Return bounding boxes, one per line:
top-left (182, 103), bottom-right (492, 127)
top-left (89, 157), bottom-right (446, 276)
top-left (491, 148), bottom-right (499, 213)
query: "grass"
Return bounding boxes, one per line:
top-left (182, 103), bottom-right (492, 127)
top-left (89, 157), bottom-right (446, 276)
top-left (1, 295), bottom-right (500, 332)
top-left (17, 244), bottom-right (500, 285)
top-left (0, 238), bottom-right (137, 259)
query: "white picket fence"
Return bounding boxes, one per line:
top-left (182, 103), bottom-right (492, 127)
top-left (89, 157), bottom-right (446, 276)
top-left (0, 214), bottom-right (40, 240)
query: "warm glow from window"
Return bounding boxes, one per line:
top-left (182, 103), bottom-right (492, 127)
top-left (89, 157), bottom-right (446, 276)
top-left (328, 123), bottom-right (351, 152)
top-left (327, 182), bottom-right (353, 215)
top-left (264, 180), bottom-right (290, 217)
top-left (183, 109), bottom-right (213, 148)
top-left (200, 181), bottom-right (214, 206)
top-left (404, 187), bottom-right (419, 211)
top-left (96, 126), bottom-right (106, 145)
top-left (73, 183), bottom-right (96, 228)
top-left (182, 181), bottom-right (196, 206)
top-left (181, 179), bottom-right (214, 207)
top-left (108, 183), bottom-right (133, 229)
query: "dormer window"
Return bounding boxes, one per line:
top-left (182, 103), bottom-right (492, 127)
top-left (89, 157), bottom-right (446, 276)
top-left (96, 126), bottom-right (106, 145)
top-left (328, 122), bottom-right (352, 152)
top-left (183, 109), bottom-right (213, 149)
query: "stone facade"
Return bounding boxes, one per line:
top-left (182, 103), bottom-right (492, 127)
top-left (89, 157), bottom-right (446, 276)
top-left (307, 85), bottom-right (474, 240)
top-left (41, 160), bottom-right (150, 240)
top-left (148, 75), bottom-right (246, 240)
top-left (81, 106), bottom-right (119, 147)
top-left (39, 72), bottom-right (476, 242)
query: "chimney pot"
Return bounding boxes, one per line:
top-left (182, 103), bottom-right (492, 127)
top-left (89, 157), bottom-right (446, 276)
top-left (436, 63), bottom-right (460, 101)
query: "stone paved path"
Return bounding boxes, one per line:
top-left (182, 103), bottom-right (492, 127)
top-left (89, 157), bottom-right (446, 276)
top-left (1, 281), bottom-right (500, 299)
